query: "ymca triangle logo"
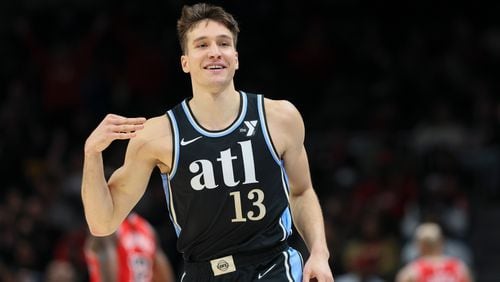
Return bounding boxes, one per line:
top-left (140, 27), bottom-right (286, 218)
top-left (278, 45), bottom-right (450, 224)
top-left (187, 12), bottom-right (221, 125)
top-left (240, 120), bottom-right (258, 137)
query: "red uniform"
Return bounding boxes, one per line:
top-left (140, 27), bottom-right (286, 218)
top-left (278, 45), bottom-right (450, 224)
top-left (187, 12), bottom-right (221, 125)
top-left (86, 213), bottom-right (157, 282)
top-left (411, 257), bottom-right (469, 282)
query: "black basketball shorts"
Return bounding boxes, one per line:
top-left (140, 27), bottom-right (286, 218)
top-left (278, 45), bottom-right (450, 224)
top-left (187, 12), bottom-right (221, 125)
top-left (180, 244), bottom-right (303, 282)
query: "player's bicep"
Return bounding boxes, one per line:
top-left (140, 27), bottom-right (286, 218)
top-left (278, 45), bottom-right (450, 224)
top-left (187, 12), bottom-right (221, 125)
top-left (280, 105), bottom-right (312, 196)
top-left (265, 98), bottom-right (313, 195)
top-left (107, 138), bottom-right (157, 223)
top-left (109, 161), bottom-right (154, 212)
top-left (283, 145), bottom-right (313, 196)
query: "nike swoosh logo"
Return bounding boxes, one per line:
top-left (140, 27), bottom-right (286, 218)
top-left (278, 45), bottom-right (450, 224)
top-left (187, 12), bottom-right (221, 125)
top-left (258, 264), bottom-right (276, 279)
top-left (180, 136), bottom-right (203, 146)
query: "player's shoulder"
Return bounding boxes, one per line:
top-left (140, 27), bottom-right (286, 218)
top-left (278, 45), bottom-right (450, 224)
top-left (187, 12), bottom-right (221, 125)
top-left (263, 97), bottom-right (302, 122)
top-left (137, 114), bottom-right (171, 139)
top-left (263, 97), bottom-right (298, 112)
top-left (128, 114), bottom-right (172, 160)
top-left (123, 114), bottom-right (173, 172)
top-left (146, 114), bottom-right (170, 127)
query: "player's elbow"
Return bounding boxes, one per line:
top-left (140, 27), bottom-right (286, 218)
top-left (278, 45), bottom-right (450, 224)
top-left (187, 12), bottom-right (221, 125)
top-left (88, 225), bottom-right (115, 237)
top-left (83, 207), bottom-right (118, 236)
top-left (86, 220), bottom-right (117, 237)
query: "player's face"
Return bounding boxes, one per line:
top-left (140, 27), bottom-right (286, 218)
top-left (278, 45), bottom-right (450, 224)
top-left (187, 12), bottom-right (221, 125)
top-left (181, 20), bottom-right (239, 91)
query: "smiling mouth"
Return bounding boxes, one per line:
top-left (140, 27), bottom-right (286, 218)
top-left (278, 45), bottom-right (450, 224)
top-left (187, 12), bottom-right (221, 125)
top-left (204, 65), bottom-right (226, 70)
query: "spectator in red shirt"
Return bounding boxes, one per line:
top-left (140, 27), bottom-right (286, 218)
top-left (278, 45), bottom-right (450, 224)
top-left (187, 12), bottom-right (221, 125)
top-left (396, 222), bottom-right (473, 282)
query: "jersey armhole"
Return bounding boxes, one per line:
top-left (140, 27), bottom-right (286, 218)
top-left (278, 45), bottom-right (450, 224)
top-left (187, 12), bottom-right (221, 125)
top-left (166, 110), bottom-right (179, 179)
top-left (257, 95), bottom-right (282, 165)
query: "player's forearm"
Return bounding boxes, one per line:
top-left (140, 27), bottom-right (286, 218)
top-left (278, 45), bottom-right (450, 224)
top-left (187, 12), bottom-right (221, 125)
top-left (290, 188), bottom-right (330, 258)
top-left (81, 152), bottom-right (115, 236)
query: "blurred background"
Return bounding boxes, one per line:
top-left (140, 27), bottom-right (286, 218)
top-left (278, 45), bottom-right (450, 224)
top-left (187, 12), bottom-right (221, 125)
top-left (0, 0), bottom-right (499, 281)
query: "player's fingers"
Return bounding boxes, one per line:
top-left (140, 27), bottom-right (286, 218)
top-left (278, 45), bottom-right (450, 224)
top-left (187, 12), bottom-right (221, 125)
top-left (302, 271), bottom-right (311, 282)
top-left (113, 117), bottom-right (146, 125)
top-left (104, 113), bottom-right (127, 122)
top-left (112, 131), bottom-right (138, 139)
top-left (130, 117), bottom-right (147, 124)
top-left (103, 113), bottom-right (146, 125)
top-left (106, 113), bottom-right (125, 118)
top-left (313, 274), bottom-right (333, 282)
top-left (112, 124), bottom-right (144, 133)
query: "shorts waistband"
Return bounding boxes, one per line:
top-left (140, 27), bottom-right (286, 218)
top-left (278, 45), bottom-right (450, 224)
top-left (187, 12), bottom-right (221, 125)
top-left (183, 241), bottom-right (288, 274)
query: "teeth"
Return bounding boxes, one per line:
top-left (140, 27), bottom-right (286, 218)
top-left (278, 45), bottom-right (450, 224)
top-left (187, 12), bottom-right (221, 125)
top-left (207, 65), bottom-right (223, 69)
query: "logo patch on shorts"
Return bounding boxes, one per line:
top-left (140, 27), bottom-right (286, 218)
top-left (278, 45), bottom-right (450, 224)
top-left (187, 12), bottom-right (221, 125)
top-left (210, 255), bottom-right (236, 276)
top-left (217, 260), bottom-right (229, 271)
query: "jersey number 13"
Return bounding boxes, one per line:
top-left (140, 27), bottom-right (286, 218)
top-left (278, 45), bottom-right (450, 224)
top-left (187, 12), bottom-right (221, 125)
top-left (230, 188), bottom-right (266, 222)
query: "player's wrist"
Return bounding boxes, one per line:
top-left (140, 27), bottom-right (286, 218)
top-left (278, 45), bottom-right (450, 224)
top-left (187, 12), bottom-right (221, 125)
top-left (310, 245), bottom-right (330, 260)
top-left (84, 144), bottom-right (103, 157)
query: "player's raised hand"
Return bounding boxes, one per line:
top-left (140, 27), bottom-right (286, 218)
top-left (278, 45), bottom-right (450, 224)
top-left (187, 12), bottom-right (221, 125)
top-left (84, 114), bottom-right (146, 154)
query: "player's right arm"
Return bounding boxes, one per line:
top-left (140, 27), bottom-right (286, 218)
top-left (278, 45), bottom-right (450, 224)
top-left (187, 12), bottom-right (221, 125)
top-left (81, 114), bottom-right (171, 236)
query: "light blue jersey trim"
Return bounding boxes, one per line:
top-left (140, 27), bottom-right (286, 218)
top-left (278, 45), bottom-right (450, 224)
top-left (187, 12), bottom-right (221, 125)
top-left (284, 248), bottom-right (303, 282)
top-left (160, 174), bottom-right (181, 236)
top-left (259, 95), bottom-right (293, 241)
top-left (181, 91), bottom-right (248, 137)
top-left (279, 207), bottom-right (293, 241)
top-left (280, 162), bottom-right (291, 201)
top-left (257, 95), bottom-right (281, 164)
top-left (161, 110), bottom-right (181, 236)
top-left (166, 110), bottom-right (180, 179)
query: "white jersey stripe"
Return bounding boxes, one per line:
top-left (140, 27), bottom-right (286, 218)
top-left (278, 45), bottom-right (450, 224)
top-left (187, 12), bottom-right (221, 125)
top-left (283, 250), bottom-right (293, 282)
top-left (281, 166), bottom-right (290, 201)
top-left (279, 216), bottom-right (287, 241)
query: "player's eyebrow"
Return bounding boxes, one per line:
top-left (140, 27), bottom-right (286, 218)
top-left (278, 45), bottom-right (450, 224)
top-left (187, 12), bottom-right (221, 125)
top-left (192, 34), bottom-right (233, 43)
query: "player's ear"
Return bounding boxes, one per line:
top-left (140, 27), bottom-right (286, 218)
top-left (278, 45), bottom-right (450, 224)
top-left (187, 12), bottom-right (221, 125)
top-left (235, 52), bottom-right (239, 70)
top-left (181, 55), bottom-right (190, 73)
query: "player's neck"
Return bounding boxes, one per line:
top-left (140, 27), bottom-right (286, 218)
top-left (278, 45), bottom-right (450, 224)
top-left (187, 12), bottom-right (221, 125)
top-left (189, 85), bottom-right (240, 131)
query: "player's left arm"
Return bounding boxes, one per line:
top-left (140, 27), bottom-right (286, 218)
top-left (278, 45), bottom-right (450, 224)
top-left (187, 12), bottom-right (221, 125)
top-left (266, 99), bottom-right (334, 282)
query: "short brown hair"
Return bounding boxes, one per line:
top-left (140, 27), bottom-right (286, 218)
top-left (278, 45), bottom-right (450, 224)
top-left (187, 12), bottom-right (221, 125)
top-left (177, 3), bottom-right (240, 54)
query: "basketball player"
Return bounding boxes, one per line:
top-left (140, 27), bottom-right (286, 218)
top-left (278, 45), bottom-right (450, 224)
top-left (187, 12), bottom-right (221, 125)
top-left (81, 3), bottom-right (334, 281)
top-left (84, 212), bottom-right (175, 282)
top-left (396, 223), bottom-right (473, 282)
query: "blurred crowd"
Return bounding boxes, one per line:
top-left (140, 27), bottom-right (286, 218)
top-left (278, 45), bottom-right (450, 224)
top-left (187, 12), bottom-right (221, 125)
top-left (0, 0), bottom-right (499, 281)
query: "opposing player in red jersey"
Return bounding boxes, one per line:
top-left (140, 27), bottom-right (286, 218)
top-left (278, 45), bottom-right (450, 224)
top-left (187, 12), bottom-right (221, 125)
top-left (396, 223), bottom-right (473, 282)
top-left (84, 212), bottom-right (175, 282)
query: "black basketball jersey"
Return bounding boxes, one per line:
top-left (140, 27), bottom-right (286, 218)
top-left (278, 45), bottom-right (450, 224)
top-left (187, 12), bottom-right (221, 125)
top-left (161, 91), bottom-right (293, 261)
